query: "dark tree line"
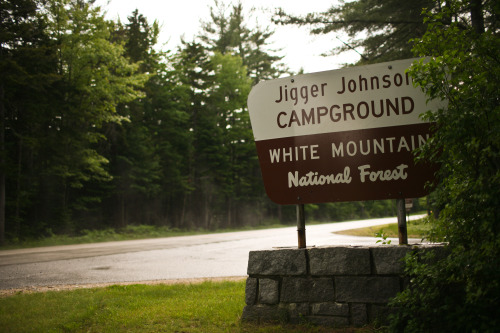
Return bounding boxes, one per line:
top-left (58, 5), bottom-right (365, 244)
top-left (1, 0), bottom-right (431, 242)
top-left (0, 0), bottom-right (275, 240)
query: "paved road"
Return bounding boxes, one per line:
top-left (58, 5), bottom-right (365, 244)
top-left (0, 215), bottom-right (426, 290)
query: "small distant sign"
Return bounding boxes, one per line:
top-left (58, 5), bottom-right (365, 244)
top-left (405, 198), bottom-right (414, 211)
top-left (248, 58), bottom-right (445, 205)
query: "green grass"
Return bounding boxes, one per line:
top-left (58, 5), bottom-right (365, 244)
top-left (0, 281), bottom-right (376, 333)
top-left (336, 217), bottom-right (430, 239)
top-left (2, 218), bottom-right (362, 251)
top-left (1, 222), bottom-right (293, 250)
top-left (2, 214), bottom-right (429, 250)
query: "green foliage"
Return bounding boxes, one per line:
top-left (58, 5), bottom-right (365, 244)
top-left (309, 200), bottom-right (398, 222)
top-left (1, 224), bottom-right (223, 249)
top-left (375, 229), bottom-right (392, 244)
top-left (336, 217), bottom-right (429, 239)
top-left (391, 247), bottom-right (499, 332)
top-left (200, 1), bottom-right (288, 83)
top-left (1, 0), bottom-right (408, 242)
top-left (2, 0), bottom-right (147, 237)
top-left (389, 1), bottom-right (500, 331)
top-left (273, 0), bottom-right (435, 65)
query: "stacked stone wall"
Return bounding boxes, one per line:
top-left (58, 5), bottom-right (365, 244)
top-left (242, 245), bottom-right (444, 327)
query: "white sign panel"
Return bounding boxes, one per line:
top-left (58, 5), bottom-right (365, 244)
top-left (249, 58), bottom-right (442, 141)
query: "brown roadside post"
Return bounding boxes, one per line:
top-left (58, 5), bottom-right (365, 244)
top-left (397, 198), bottom-right (408, 245)
top-left (297, 204), bottom-right (306, 248)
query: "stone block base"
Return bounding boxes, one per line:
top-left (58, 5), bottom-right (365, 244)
top-left (242, 244), bottom-right (444, 328)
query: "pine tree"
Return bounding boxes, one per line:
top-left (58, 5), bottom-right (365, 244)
top-left (105, 9), bottom-right (193, 228)
top-left (273, 0), bottom-right (436, 65)
top-left (171, 41), bottom-right (212, 228)
top-left (200, 0), bottom-right (287, 84)
top-left (0, 0), bottom-right (55, 241)
top-left (204, 52), bottom-right (252, 227)
top-left (193, 1), bottom-right (287, 227)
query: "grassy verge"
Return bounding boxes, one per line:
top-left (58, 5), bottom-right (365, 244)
top-left (335, 217), bottom-right (430, 239)
top-left (2, 214), bottom-right (429, 250)
top-left (0, 280), bottom-right (376, 333)
top-left (0, 222), bottom-right (293, 250)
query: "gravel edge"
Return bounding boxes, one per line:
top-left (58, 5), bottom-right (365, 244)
top-left (0, 276), bottom-right (247, 297)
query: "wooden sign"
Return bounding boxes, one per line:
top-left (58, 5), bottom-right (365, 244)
top-left (248, 59), bottom-right (444, 205)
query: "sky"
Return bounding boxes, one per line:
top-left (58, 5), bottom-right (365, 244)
top-left (95, 0), bottom-right (360, 74)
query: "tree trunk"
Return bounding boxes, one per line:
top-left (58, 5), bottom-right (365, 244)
top-left (470, 0), bottom-right (485, 34)
top-left (226, 197), bottom-right (233, 228)
top-left (14, 139), bottom-right (22, 237)
top-left (204, 194), bottom-right (210, 229)
top-left (0, 82), bottom-right (5, 245)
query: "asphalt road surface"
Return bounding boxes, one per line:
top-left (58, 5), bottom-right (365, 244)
top-left (0, 215), bottom-right (426, 290)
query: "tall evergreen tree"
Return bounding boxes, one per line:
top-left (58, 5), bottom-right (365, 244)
top-left (174, 37), bottom-right (255, 228)
top-left (203, 52), bottom-right (252, 227)
top-left (0, 0), bottom-right (55, 241)
top-left (200, 0), bottom-right (287, 84)
top-left (273, 0), bottom-right (436, 65)
top-left (171, 41), bottom-right (213, 228)
top-left (193, 1), bottom-right (289, 226)
top-left (104, 10), bottom-right (160, 227)
top-left (146, 61), bottom-right (192, 227)
top-left (44, 0), bottom-right (145, 231)
top-left (1, 0), bottom-right (146, 238)
top-left (124, 9), bottom-right (159, 71)
top-left (104, 9), bottom-right (193, 228)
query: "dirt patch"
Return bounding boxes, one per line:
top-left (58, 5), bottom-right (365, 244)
top-left (0, 276), bottom-right (247, 297)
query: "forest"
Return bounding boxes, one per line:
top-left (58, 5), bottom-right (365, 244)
top-left (1, 0), bottom-right (424, 242)
top-left (3, 0), bottom-right (498, 330)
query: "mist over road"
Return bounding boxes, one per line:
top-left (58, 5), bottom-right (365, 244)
top-left (0, 215), bottom-right (426, 290)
